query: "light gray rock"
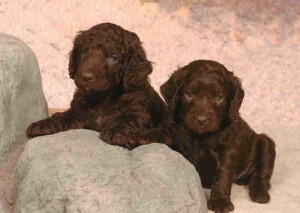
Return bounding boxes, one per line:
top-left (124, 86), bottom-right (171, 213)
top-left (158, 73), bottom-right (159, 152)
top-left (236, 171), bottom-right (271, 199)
top-left (0, 188), bottom-right (7, 213)
top-left (14, 130), bottom-right (207, 213)
top-left (0, 199), bottom-right (4, 213)
top-left (0, 203), bottom-right (5, 213)
top-left (0, 33), bottom-right (48, 160)
top-left (0, 187), bottom-right (10, 213)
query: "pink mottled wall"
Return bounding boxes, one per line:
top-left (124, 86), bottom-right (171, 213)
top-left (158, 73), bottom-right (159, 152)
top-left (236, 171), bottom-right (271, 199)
top-left (0, 0), bottom-right (299, 126)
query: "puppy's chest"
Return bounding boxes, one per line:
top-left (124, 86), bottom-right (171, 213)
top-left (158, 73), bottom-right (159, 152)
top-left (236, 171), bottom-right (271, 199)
top-left (186, 135), bottom-right (221, 162)
top-left (85, 103), bottom-right (119, 129)
top-left (195, 134), bottom-right (220, 150)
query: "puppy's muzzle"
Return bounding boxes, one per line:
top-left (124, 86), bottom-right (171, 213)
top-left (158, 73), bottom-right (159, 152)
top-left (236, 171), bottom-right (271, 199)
top-left (196, 115), bottom-right (209, 126)
top-left (80, 73), bottom-right (95, 84)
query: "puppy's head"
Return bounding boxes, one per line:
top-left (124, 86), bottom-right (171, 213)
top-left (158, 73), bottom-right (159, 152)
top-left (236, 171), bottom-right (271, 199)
top-left (160, 60), bottom-right (244, 134)
top-left (69, 23), bottom-right (152, 92)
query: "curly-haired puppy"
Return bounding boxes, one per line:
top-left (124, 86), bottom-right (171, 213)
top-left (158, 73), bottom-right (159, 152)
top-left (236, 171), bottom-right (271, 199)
top-left (27, 23), bottom-right (167, 148)
top-left (130, 60), bottom-right (276, 213)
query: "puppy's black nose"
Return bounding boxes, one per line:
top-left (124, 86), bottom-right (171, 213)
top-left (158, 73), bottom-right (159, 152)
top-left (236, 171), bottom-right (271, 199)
top-left (196, 116), bottom-right (208, 125)
top-left (80, 73), bottom-right (95, 83)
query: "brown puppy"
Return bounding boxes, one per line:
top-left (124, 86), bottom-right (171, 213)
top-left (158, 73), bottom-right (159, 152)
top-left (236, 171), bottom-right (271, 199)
top-left (130, 60), bottom-right (276, 213)
top-left (26, 23), bottom-right (167, 148)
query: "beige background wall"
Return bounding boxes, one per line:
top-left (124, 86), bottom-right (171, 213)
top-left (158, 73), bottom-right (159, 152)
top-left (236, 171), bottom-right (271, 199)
top-left (0, 0), bottom-right (299, 126)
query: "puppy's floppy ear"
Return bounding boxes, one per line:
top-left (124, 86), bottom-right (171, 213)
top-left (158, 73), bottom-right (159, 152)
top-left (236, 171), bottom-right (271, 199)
top-left (227, 71), bottom-right (244, 122)
top-left (68, 34), bottom-right (81, 79)
top-left (160, 67), bottom-right (187, 121)
top-left (122, 30), bottom-right (152, 91)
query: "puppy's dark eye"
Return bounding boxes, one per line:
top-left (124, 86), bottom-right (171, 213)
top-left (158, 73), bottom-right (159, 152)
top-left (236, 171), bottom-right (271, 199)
top-left (184, 91), bottom-right (193, 99)
top-left (107, 55), bottom-right (119, 63)
top-left (215, 95), bottom-right (225, 102)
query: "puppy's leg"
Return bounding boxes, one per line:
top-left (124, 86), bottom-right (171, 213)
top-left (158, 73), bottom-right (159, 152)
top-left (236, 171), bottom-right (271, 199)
top-left (193, 148), bottom-right (219, 188)
top-left (26, 110), bottom-right (88, 137)
top-left (249, 134), bottom-right (276, 203)
top-left (208, 146), bottom-right (236, 213)
top-left (130, 123), bottom-right (178, 148)
top-left (123, 128), bottom-right (168, 150)
top-left (99, 112), bottom-right (153, 149)
top-left (101, 119), bottom-right (179, 150)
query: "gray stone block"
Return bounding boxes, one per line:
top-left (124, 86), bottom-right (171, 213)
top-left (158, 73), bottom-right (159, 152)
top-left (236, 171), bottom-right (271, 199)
top-left (14, 130), bottom-right (207, 213)
top-left (0, 33), bottom-right (48, 160)
top-left (0, 203), bottom-right (5, 213)
top-left (0, 186), bottom-right (9, 213)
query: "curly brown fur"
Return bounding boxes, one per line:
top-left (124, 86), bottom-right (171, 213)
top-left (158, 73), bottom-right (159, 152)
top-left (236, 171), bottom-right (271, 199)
top-left (26, 23), bottom-right (167, 148)
top-left (130, 60), bottom-right (276, 213)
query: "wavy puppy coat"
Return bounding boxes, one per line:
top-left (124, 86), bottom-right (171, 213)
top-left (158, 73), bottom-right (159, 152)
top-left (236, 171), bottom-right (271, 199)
top-left (131, 60), bottom-right (276, 213)
top-left (27, 23), bottom-right (167, 148)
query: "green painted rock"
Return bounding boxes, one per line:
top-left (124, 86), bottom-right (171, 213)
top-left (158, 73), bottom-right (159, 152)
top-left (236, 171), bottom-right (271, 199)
top-left (0, 33), bottom-right (48, 160)
top-left (14, 130), bottom-right (207, 213)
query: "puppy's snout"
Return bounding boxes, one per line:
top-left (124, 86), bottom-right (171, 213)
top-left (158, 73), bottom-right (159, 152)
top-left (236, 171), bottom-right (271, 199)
top-left (196, 116), bottom-right (208, 125)
top-left (80, 73), bottom-right (95, 83)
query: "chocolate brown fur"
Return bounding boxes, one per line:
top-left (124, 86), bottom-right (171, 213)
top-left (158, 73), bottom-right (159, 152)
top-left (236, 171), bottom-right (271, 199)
top-left (130, 60), bottom-right (276, 213)
top-left (27, 23), bottom-right (167, 148)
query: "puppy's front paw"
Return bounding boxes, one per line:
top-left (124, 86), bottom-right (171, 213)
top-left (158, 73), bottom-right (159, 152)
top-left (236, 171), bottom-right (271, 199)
top-left (249, 188), bottom-right (270, 204)
top-left (100, 129), bottom-right (114, 143)
top-left (111, 133), bottom-right (128, 146)
top-left (100, 129), bottom-right (129, 148)
top-left (249, 176), bottom-right (270, 203)
top-left (208, 198), bottom-right (234, 213)
top-left (26, 120), bottom-right (58, 137)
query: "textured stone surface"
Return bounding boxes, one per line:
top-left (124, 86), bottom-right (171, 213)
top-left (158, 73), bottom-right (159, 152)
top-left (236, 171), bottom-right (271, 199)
top-left (0, 203), bottom-right (5, 213)
top-left (0, 191), bottom-right (7, 213)
top-left (14, 130), bottom-right (207, 213)
top-left (0, 191), bottom-right (5, 213)
top-left (0, 33), bottom-right (48, 160)
top-left (0, 141), bottom-right (26, 213)
top-left (0, 185), bottom-right (11, 213)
